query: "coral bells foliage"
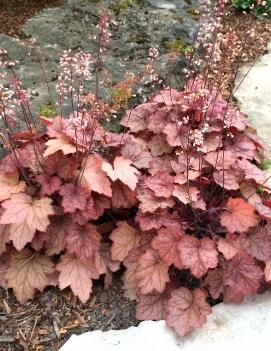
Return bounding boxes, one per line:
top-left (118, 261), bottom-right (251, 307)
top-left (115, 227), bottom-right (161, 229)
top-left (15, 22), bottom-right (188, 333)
top-left (0, 77), bottom-right (271, 337)
top-left (0, 14), bottom-right (271, 339)
top-left (114, 79), bottom-right (271, 336)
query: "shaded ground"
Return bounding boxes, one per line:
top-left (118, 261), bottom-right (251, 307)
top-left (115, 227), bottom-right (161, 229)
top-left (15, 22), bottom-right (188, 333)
top-left (0, 0), bottom-right (64, 36)
top-left (0, 275), bottom-right (138, 351)
top-left (0, 3), bottom-right (271, 351)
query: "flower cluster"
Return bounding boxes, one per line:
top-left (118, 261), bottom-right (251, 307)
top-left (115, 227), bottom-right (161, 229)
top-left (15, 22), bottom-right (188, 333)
top-left (56, 50), bottom-right (92, 105)
top-left (188, 0), bottom-right (228, 77)
top-left (95, 15), bottom-right (111, 52)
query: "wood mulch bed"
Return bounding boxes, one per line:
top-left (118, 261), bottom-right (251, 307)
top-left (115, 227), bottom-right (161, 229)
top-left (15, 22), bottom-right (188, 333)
top-left (0, 0), bottom-right (64, 37)
top-left (0, 2), bottom-right (271, 351)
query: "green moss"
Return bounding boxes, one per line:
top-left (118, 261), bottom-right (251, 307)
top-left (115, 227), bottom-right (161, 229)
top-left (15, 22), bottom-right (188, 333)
top-left (260, 159), bottom-right (271, 170)
top-left (256, 186), bottom-right (265, 194)
top-left (164, 39), bottom-right (192, 54)
top-left (38, 103), bottom-right (58, 118)
top-left (186, 7), bottom-right (200, 20)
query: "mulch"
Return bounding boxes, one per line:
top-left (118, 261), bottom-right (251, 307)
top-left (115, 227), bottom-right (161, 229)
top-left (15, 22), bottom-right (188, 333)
top-left (0, 0), bottom-right (64, 37)
top-left (0, 2), bottom-right (271, 351)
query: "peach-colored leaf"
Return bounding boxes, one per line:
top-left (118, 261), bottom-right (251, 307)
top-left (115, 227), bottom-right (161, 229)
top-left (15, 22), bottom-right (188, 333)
top-left (111, 181), bottom-right (137, 209)
top-left (65, 223), bottom-right (101, 262)
top-left (220, 197), bottom-right (260, 233)
top-left (217, 237), bottom-right (240, 260)
top-left (0, 171), bottom-right (26, 202)
top-left (43, 137), bottom-right (77, 157)
top-left (172, 184), bottom-right (199, 204)
top-left (0, 193), bottom-right (54, 250)
top-left (45, 151), bottom-right (75, 180)
top-left (59, 183), bottom-right (90, 213)
top-left (136, 249), bottom-right (170, 294)
top-left (166, 287), bottom-right (211, 336)
top-left (36, 175), bottom-right (61, 196)
top-left (94, 243), bottom-right (120, 288)
top-left (5, 249), bottom-right (54, 303)
top-left (213, 169), bottom-right (240, 190)
top-left (145, 172), bottom-right (174, 198)
top-left (174, 170), bottom-right (200, 185)
top-left (110, 221), bottom-right (140, 262)
top-left (149, 135), bottom-right (172, 156)
top-left (121, 136), bottom-right (152, 169)
top-left (205, 150), bottom-right (237, 170)
top-left (223, 252), bottom-right (263, 296)
top-left (178, 235), bottom-right (218, 278)
top-left (123, 248), bottom-right (141, 300)
top-left (136, 291), bottom-right (169, 321)
top-left (102, 156), bottom-right (139, 191)
top-left (137, 186), bottom-right (174, 213)
top-left (236, 159), bottom-right (266, 184)
top-left (151, 227), bottom-right (184, 268)
top-left (239, 229), bottom-right (271, 261)
top-left (121, 102), bottom-right (158, 132)
top-left (45, 216), bottom-right (71, 255)
top-left (80, 155), bottom-right (112, 196)
top-left (203, 269), bottom-right (224, 299)
top-left (147, 109), bottom-right (169, 134)
top-left (56, 254), bottom-right (96, 303)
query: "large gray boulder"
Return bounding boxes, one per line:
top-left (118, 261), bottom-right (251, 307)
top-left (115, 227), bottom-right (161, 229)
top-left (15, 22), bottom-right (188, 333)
top-left (0, 0), bottom-right (199, 116)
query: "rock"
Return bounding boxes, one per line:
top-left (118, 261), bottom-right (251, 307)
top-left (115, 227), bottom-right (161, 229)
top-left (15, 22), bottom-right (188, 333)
top-left (60, 292), bottom-right (271, 351)
top-left (0, 0), bottom-right (198, 117)
top-left (148, 0), bottom-right (177, 10)
top-left (234, 42), bottom-right (271, 185)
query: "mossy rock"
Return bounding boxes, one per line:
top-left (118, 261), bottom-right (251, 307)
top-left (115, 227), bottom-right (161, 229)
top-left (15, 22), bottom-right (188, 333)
top-left (163, 39), bottom-right (192, 54)
top-left (109, 0), bottom-right (145, 14)
top-left (38, 103), bottom-right (58, 118)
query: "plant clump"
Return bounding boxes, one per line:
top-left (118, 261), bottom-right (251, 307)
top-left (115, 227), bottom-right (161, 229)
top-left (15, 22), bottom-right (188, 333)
top-left (0, 0), bottom-right (271, 339)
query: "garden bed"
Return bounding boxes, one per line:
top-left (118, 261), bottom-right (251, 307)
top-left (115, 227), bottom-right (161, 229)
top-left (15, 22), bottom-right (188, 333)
top-left (0, 1), bottom-right (271, 351)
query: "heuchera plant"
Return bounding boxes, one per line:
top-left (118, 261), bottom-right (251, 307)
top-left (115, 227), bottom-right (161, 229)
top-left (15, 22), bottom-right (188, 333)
top-left (0, 1), bottom-right (271, 338)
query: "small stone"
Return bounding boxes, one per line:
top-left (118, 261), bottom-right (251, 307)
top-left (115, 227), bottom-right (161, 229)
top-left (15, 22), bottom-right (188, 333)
top-left (148, 0), bottom-right (177, 10)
